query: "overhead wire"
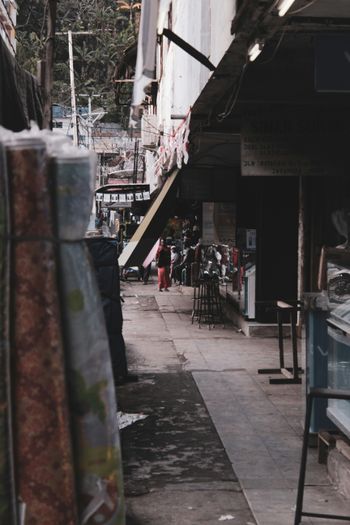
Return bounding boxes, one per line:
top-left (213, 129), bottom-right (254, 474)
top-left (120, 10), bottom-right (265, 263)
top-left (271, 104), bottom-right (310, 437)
top-left (214, 1), bottom-right (299, 123)
top-left (216, 62), bottom-right (248, 122)
top-left (288, 0), bottom-right (319, 15)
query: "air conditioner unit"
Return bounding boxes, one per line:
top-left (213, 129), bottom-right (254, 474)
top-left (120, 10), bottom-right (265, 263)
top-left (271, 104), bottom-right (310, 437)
top-left (141, 114), bottom-right (158, 148)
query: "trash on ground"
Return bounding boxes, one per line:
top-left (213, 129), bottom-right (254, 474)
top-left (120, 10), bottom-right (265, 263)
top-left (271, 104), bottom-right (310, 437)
top-left (117, 411), bottom-right (148, 429)
top-left (218, 515), bottom-right (235, 521)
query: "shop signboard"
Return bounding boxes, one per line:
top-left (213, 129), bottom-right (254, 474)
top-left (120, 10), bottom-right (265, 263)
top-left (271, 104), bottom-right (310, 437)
top-left (241, 111), bottom-right (350, 177)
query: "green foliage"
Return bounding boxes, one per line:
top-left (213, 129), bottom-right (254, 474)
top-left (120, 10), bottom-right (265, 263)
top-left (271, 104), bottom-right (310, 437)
top-left (16, 0), bottom-right (138, 125)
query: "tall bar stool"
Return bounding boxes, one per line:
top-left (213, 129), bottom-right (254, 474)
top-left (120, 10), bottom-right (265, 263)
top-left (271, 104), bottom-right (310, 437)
top-left (196, 279), bottom-right (224, 328)
top-left (191, 280), bottom-right (201, 324)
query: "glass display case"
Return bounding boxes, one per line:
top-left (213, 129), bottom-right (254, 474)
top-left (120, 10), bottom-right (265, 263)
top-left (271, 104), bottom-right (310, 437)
top-left (326, 250), bottom-right (350, 438)
top-left (304, 293), bottom-right (334, 433)
top-left (327, 318), bottom-right (350, 439)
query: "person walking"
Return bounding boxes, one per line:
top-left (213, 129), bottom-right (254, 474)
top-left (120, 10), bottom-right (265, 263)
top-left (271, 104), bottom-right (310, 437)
top-left (156, 239), bottom-right (171, 291)
top-left (170, 245), bottom-right (180, 284)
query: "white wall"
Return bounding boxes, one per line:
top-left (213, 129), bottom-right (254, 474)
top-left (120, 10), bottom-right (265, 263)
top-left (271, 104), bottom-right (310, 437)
top-left (157, 0), bottom-right (237, 135)
top-left (210, 0), bottom-right (237, 66)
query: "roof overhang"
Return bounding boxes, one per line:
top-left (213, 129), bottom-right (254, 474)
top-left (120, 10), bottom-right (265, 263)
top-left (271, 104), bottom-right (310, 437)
top-left (190, 0), bottom-right (350, 130)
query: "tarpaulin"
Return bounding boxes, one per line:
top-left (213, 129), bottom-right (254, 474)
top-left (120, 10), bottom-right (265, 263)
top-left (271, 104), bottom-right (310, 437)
top-left (0, 38), bottom-right (42, 131)
top-left (118, 168), bottom-right (179, 268)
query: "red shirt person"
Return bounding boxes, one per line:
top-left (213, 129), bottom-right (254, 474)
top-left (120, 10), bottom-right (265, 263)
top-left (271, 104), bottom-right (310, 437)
top-left (156, 239), bottom-right (171, 291)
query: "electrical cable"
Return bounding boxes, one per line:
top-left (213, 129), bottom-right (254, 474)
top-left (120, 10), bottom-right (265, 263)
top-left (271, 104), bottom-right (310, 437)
top-left (216, 62), bottom-right (248, 122)
top-left (288, 0), bottom-right (319, 15)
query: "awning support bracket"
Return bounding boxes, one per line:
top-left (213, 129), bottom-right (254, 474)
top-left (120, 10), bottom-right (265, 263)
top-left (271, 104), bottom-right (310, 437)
top-left (161, 28), bottom-right (216, 72)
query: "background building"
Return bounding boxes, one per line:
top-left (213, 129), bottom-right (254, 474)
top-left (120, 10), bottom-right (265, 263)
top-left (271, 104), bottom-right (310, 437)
top-left (0, 0), bottom-right (17, 54)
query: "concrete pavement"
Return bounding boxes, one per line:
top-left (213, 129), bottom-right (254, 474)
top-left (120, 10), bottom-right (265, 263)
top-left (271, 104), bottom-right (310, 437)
top-left (120, 276), bottom-right (350, 525)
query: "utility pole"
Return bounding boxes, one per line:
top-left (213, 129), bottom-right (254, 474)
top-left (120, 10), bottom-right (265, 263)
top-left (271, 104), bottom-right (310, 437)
top-left (78, 94), bottom-right (92, 150)
top-left (55, 31), bottom-right (94, 146)
top-left (78, 94), bottom-right (105, 150)
top-left (87, 95), bottom-right (92, 150)
top-left (68, 30), bottom-right (79, 146)
top-left (43, 0), bottom-right (57, 129)
top-left (132, 139), bottom-right (139, 183)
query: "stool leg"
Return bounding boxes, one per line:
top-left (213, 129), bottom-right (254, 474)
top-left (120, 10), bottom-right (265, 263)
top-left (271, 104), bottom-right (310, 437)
top-left (291, 309), bottom-right (299, 380)
top-left (294, 393), bottom-right (314, 525)
top-left (277, 309), bottom-right (285, 369)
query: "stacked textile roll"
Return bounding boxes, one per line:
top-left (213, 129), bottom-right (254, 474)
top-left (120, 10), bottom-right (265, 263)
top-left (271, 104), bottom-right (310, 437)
top-left (4, 135), bottom-right (78, 525)
top-left (0, 128), bottom-right (125, 525)
top-left (50, 145), bottom-right (124, 524)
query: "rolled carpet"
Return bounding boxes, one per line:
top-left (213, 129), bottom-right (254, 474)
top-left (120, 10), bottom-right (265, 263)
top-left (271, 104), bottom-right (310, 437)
top-left (5, 135), bottom-right (78, 525)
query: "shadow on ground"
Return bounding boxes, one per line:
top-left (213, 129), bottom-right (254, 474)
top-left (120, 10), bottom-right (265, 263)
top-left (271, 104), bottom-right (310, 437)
top-left (117, 373), bottom-right (256, 525)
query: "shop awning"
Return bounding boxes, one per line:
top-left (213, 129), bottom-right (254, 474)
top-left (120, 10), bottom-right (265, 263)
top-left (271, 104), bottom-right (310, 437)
top-left (118, 168), bottom-right (179, 268)
top-left (95, 183), bottom-right (150, 194)
top-left (0, 37), bottom-right (43, 130)
top-left (95, 183), bottom-right (151, 206)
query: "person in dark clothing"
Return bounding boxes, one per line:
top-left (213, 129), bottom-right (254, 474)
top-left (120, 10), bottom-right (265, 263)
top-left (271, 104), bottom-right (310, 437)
top-left (156, 239), bottom-right (171, 291)
top-left (85, 236), bottom-right (137, 385)
top-left (139, 262), bottom-right (152, 284)
top-left (175, 244), bottom-right (195, 285)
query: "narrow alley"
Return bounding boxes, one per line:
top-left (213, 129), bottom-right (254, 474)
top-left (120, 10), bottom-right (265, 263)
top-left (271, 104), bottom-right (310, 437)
top-left (118, 277), bottom-right (350, 525)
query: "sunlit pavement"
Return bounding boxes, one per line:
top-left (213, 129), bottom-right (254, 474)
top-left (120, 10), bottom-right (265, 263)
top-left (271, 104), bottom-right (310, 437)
top-left (119, 277), bottom-right (349, 525)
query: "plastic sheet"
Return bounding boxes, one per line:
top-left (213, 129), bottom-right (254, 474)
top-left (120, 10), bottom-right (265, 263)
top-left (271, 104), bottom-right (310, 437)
top-left (4, 135), bottom-right (78, 525)
top-left (50, 150), bottom-right (125, 524)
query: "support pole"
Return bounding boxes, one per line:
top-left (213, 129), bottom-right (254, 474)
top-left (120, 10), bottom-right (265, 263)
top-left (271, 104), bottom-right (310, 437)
top-left (68, 30), bottom-right (79, 146)
top-left (87, 95), bottom-right (92, 150)
top-left (42, 0), bottom-right (57, 129)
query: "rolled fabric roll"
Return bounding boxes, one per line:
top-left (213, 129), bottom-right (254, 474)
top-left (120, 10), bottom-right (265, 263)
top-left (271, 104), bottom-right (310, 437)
top-left (5, 137), bottom-right (78, 525)
top-left (0, 140), bottom-right (16, 524)
top-left (50, 150), bottom-right (125, 525)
